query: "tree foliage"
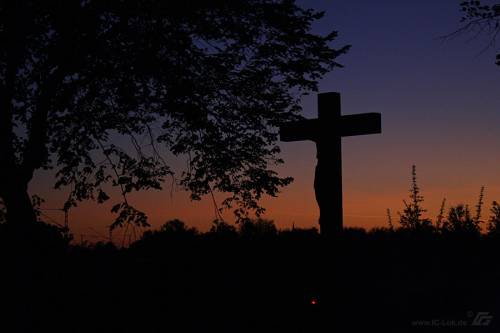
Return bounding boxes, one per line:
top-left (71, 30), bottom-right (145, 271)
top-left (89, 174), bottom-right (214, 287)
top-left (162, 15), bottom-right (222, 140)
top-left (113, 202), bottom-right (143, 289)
top-left (0, 1), bottom-right (349, 229)
top-left (453, 1), bottom-right (500, 64)
top-left (487, 200), bottom-right (500, 236)
top-left (238, 218), bottom-right (278, 238)
top-left (441, 204), bottom-right (481, 236)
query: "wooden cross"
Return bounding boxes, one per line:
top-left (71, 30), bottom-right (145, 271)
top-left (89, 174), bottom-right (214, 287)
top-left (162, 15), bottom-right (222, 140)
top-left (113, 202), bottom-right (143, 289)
top-left (280, 92), bottom-right (381, 237)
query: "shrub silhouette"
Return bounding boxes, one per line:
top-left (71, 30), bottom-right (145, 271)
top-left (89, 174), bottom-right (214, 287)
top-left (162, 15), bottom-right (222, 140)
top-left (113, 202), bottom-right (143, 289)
top-left (207, 219), bottom-right (238, 241)
top-left (441, 204), bottom-right (481, 237)
top-left (398, 165), bottom-right (433, 232)
top-left (342, 227), bottom-right (368, 239)
top-left (159, 219), bottom-right (197, 235)
top-left (6, 207), bottom-right (500, 332)
top-left (209, 219), bottom-right (237, 234)
top-left (278, 227), bottom-right (319, 242)
top-left (435, 198), bottom-right (446, 230)
top-left (368, 226), bottom-right (395, 239)
top-left (474, 186), bottom-right (486, 223)
top-left (134, 219), bottom-right (198, 252)
top-left (238, 218), bottom-right (278, 239)
top-left (391, 167), bottom-right (495, 238)
top-left (487, 201), bottom-right (500, 237)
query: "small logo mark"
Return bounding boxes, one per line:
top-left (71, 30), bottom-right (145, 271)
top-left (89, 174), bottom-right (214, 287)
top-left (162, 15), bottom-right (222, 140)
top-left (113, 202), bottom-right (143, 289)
top-left (471, 312), bottom-right (493, 327)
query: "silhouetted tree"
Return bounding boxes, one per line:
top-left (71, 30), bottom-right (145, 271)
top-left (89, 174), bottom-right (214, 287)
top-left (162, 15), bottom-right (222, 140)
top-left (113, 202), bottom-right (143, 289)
top-left (441, 204), bottom-right (481, 237)
top-left (136, 219), bottom-right (198, 248)
top-left (386, 208), bottom-right (394, 231)
top-left (0, 1), bottom-right (349, 229)
top-left (436, 198), bottom-right (446, 230)
top-left (209, 219), bottom-right (237, 235)
top-left (398, 165), bottom-right (433, 231)
top-left (439, 187), bottom-right (485, 237)
top-left (487, 200), bottom-right (500, 236)
top-left (451, 1), bottom-right (500, 64)
top-left (474, 186), bottom-right (485, 223)
top-left (159, 219), bottom-right (197, 235)
top-left (238, 218), bottom-right (278, 239)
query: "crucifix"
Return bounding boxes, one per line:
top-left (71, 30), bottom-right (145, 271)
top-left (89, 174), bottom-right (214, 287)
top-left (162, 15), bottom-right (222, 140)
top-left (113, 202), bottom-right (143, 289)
top-left (280, 92), bottom-right (381, 237)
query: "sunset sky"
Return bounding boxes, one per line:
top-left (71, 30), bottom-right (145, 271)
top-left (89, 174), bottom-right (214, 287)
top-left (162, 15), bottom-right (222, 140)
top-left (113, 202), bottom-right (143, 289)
top-left (31, 0), bottom-right (500, 242)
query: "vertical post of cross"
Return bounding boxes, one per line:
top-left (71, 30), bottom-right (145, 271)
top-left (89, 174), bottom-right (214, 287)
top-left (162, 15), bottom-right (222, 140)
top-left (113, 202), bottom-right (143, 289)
top-left (315, 92), bottom-right (343, 237)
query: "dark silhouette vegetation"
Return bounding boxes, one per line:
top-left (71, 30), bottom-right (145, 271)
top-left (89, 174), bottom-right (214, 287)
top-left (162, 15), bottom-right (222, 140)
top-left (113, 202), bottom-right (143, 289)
top-left (2, 1), bottom-right (499, 331)
top-left (2, 166), bottom-right (500, 332)
top-left (0, 0), bottom-right (349, 232)
top-left (3, 200), bottom-right (500, 332)
top-left (394, 166), bottom-right (499, 239)
top-left (448, 1), bottom-right (500, 65)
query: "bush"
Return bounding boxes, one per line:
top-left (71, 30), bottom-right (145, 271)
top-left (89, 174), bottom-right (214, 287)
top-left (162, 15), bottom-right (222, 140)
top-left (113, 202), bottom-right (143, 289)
top-left (487, 201), bottom-right (500, 237)
top-left (238, 218), bottom-right (278, 239)
top-left (440, 204), bottom-right (481, 237)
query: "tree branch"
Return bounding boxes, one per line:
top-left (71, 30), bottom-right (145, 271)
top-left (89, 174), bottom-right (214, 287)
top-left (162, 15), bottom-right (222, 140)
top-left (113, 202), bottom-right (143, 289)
top-left (0, 4), bottom-right (28, 184)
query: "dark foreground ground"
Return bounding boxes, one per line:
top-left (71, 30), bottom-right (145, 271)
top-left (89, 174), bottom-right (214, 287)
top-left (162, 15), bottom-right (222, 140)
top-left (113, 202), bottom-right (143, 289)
top-left (1, 223), bottom-right (500, 333)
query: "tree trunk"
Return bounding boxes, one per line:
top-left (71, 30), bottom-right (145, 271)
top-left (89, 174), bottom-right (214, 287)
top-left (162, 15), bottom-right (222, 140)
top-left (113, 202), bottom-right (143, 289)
top-left (1, 182), bottom-right (39, 332)
top-left (1, 181), bottom-right (37, 226)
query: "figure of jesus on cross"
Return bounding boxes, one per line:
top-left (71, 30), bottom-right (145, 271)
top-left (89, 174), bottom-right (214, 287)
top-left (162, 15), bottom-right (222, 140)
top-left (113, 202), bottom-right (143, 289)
top-left (280, 92), bottom-right (381, 237)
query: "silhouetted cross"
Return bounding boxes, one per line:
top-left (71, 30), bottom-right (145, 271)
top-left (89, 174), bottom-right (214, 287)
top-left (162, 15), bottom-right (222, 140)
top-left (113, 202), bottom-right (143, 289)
top-left (280, 92), bottom-right (381, 237)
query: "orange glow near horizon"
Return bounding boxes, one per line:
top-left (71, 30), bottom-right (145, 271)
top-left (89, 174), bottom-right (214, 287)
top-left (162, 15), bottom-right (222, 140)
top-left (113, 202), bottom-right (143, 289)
top-left (31, 137), bottom-right (500, 242)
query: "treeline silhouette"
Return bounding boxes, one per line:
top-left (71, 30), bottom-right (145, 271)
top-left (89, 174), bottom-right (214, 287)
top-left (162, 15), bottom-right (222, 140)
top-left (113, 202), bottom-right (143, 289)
top-left (2, 218), bottom-right (500, 332)
top-left (2, 167), bottom-right (500, 332)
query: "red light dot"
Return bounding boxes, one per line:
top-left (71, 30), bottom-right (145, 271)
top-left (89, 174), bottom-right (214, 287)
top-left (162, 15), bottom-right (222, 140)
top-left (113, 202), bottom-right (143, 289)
top-left (310, 298), bottom-right (317, 305)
